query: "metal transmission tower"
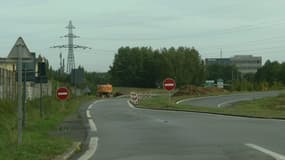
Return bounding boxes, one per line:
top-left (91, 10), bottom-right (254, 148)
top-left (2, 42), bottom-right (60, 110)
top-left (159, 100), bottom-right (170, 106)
top-left (51, 20), bottom-right (91, 73)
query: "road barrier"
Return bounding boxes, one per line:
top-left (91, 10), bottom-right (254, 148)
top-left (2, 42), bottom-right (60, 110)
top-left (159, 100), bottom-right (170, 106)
top-left (130, 92), bottom-right (139, 105)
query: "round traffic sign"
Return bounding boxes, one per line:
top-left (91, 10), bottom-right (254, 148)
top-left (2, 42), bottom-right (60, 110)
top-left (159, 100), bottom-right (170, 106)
top-left (56, 87), bottom-right (69, 101)
top-left (163, 78), bottom-right (176, 91)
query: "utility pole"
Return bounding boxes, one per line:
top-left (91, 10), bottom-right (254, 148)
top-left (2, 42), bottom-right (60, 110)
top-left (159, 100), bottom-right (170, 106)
top-left (38, 62), bottom-right (45, 119)
top-left (51, 20), bottom-right (91, 73)
top-left (17, 41), bottom-right (23, 145)
top-left (220, 48), bottom-right (223, 58)
top-left (22, 64), bottom-right (27, 127)
top-left (40, 76), bottom-right (43, 118)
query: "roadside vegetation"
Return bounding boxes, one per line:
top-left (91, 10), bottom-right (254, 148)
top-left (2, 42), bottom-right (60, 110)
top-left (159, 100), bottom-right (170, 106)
top-left (139, 94), bottom-right (285, 119)
top-left (0, 96), bottom-right (94, 160)
top-left (113, 87), bottom-right (165, 95)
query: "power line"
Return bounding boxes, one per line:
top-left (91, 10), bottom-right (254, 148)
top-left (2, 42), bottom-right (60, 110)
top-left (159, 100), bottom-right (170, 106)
top-left (50, 21), bottom-right (91, 73)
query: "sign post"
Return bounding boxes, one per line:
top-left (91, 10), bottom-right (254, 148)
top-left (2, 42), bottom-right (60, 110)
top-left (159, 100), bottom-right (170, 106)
top-left (163, 78), bottom-right (176, 104)
top-left (217, 79), bottom-right (224, 89)
top-left (56, 87), bottom-right (70, 108)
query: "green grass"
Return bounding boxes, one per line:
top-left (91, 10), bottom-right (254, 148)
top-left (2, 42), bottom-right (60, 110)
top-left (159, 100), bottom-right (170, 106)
top-left (0, 96), bottom-right (95, 160)
top-left (139, 94), bottom-right (285, 119)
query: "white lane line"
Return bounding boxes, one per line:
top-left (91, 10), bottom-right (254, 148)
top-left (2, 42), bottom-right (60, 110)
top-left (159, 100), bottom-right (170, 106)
top-left (86, 110), bottom-right (92, 119)
top-left (175, 92), bottom-right (260, 105)
top-left (176, 95), bottom-right (227, 104)
top-left (217, 98), bottom-right (251, 107)
top-left (88, 118), bottom-right (97, 132)
top-left (245, 143), bottom-right (285, 160)
top-left (78, 137), bottom-right (99, 160)
top-left (217, 100), bottom-right (240, 108)
top-left (78, 101), bottom-right (99, 160)
top-left (88, 100), bottom-right (106, 110)
top-left (127, 100), bottom-right (137, 109)
top-left (88, 104), bottom-right (93, 110)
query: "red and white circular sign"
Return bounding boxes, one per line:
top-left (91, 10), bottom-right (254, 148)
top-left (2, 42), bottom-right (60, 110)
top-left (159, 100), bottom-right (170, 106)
top-left (163, 78), bottom-right (176, 91)
top-left (56, 87), bottom-right (69, 101)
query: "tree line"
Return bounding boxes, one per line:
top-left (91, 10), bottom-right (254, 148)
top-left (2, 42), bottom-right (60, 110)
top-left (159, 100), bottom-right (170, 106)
top-left (109, 47), bottom-right (206, 88)
top-left (48, 46), bottom-right (285, 91)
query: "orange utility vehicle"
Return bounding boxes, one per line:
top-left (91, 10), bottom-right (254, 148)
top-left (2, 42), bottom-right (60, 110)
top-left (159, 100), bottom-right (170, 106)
top-left (97, 84), bottom-right (113, 97)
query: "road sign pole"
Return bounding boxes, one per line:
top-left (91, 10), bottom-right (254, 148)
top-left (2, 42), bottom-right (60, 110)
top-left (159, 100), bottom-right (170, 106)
top-left (40, 77), bottom-right (43, 119)
top-left (163, 78), bottom-right (176, 105)
top-left (168, 91), bottom-right (171, 105)
top-left (62, 101), bottom-right (65, 109)
top-left (22, 66), bottom-right (27, 127)
top-left (17, 44), bottom-right (23, 145)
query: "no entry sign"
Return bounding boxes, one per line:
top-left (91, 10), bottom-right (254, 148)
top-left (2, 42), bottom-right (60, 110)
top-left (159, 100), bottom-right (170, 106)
top-left (163, 78), bottom-right (176, 91)
top-left (56, 87), bottom-right (69, 101)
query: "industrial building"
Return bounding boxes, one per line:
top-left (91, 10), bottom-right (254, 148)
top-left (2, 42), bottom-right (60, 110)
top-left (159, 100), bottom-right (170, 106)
top-left (205, 55), bottom-right (262, 74)
top-left (0, 37), bottom-right (51, 100)
top-left (205, 58), bottom-right (232, 65)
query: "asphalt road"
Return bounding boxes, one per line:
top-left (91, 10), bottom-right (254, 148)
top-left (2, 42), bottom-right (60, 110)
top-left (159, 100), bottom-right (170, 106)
top-left (178, 91), bottom-right (284, 107)
top-left (81, 98), bottom-right (285, 160)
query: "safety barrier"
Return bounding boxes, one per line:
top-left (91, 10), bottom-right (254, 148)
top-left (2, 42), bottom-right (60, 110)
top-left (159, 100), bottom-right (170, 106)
top-left (130, 92), bottom-right (139, 105)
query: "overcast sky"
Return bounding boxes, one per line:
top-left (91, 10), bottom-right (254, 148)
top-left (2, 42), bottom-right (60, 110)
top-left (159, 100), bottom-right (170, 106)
top-left (1, 0), bottom-right (285, 72)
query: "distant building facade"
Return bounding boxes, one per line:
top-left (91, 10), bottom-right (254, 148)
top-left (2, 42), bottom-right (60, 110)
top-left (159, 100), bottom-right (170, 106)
top-left (231, 55), bottom-right (262, 74)
top-left (0, 37), bottom-right (51, 100)
top-left (205, 58), bottom-right (231, 65)
top-left (205, 55), bottom-right (262, 74)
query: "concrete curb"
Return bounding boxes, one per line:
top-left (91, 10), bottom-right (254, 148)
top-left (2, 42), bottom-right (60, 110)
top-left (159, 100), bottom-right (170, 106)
top-left (54, 141), bottom-right (82, 160)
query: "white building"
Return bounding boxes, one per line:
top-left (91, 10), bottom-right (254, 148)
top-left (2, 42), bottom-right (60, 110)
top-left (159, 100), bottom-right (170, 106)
top-left (231, 55), bottom-right (262, 74)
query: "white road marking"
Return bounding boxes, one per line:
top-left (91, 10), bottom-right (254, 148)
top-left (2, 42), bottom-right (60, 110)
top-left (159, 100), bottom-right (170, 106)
top-left (86, 110), bottom-right (92, 119)
top-left (88, 100), bottom-right (106, 110)
top-left (88, 104), bottom-right (93, 110)
top-left (88, 118), bottom-right (97, 132)
top-left (78, 101), bottom-right (99, 160)
top-left (175, 95), bottom-right (226, 104)
top-left (217, 98), bottom-right (250, 107)
top-left (175, 93), bottom-right (255, 105)
top-left (127, 100), bottom-right (137, 109)
top-left (245, 143), bottom-right (285, 160)
top-left (78, 137), bottom-right (99, 160)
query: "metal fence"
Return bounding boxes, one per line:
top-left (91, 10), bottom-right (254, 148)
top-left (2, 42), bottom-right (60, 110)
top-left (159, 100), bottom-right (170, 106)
top-left (0, 68), bottom-right (17, 100)
top-left (0, 68), bottom-right (52, 100)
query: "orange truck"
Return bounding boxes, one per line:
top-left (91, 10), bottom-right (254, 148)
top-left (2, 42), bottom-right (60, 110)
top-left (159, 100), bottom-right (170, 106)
top-left (97, 84), bottom-right (113, 97)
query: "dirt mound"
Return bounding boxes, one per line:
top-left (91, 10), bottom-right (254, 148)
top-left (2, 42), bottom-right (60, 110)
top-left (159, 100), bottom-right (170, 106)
top-left (173, 85), bottom-right (228, 97)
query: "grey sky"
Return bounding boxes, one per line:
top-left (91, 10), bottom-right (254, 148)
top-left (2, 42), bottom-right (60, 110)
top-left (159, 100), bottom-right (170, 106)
top-left (1, 0), bottom-right (285, 72)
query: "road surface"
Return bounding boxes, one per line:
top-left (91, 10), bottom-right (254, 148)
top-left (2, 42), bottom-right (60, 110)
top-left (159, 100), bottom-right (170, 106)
top-left (79, 98), bottom-right (285, 160)
top-left (178, 91), bottom-right (284, 107)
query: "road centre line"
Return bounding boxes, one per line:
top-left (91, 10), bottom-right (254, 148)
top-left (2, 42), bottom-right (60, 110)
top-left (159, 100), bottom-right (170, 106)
top-left (245, 143), bottom-right (285, 160)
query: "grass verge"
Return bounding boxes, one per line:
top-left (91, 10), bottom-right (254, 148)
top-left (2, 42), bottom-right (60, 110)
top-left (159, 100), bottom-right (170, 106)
top-left (0, 96), bottom-right (95, 160)
top-left (139, 94), bottom-right (285, 119)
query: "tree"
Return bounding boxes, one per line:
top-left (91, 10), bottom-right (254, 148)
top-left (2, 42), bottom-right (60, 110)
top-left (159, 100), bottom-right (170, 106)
top-left (206, 64), bottom-right (238, 82)
top-left (255, 60), bottom-right (281, 84)
top-left (109, 46), bottom-right (206, 87)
